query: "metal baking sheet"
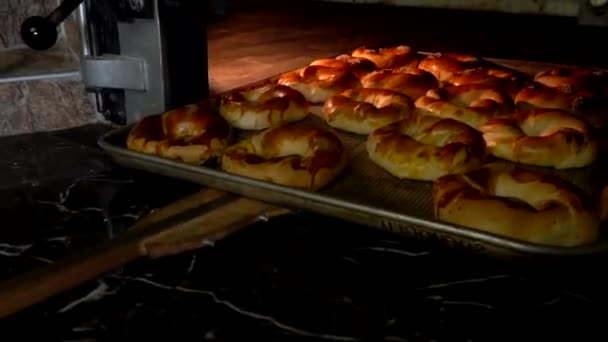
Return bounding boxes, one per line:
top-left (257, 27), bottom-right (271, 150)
top-left (98, 55), bottom-right (608, 258)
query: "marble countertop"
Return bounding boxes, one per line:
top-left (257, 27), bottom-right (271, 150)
top-left (0, 124), bottom-right (607, 341)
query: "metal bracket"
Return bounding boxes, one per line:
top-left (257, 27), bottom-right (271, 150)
top-left (81, 55), bottom-right (148, 91)
top-left (77, 0), bottom-right (166, 124)
top-left (578, 0), bottom-right (608, 26)
top-left (76, 0), bottom-right (208, 125)
top-left (116, 14), bottom-right (167, 124)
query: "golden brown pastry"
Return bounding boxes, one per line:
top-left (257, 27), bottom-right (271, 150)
top-left (515, 82), bottom-right (607, 128)
top-left (351, 45), bottom-right (421, 70)
top-left (534, 67), bottom-right (608, 96)
top-left (217, 84), bottom-right (309, 130)
top-left (418, 52), bottom-right (486, 81)
top-left (221, 122), bottom-right (347, 191)
top-left (444, 67), bottom-right (527, 100)
top-left (360, 68), bottom-right (439, 100)
top-left (277, 65), bottom-right (361, 104)
top-left (127, 103), bottom-right (231, 164)
top-left (518, 67), bottom-right (608, 129)
top-left (366, 114), bottom-right (486, 181)
top-left (310, 54), bottom-right (378, 79)
top-left (415, 84), bottom-right (512, 129)
top-left (480, 109), bottom-right (597, 169)
top-left (322, 88), bottom-right (415, 135)
top-left (515, 82), bottom-right (578, 109)
top-left (432, 163), bottom-right (600, 247)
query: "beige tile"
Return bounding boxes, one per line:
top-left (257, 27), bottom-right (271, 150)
top-left (0, 79), bottom-right (97, 136)
top-left (0, 81), bottom-right (34, 135)
top-left (27, 79), bottom-right (97, 131)
top-left (62, 8), bottom-right (82, 57)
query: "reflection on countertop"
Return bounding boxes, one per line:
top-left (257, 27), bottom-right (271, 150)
top-left (0, 123), bottom-right (607, 341)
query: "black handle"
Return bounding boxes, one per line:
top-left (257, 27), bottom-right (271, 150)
top-left (20, 0), bottom-right (85, 50)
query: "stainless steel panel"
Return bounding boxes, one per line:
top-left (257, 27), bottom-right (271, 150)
top-left (81, 55), bottom-right (147, 91)
top-left (117, 8), bottom-right (166, 124)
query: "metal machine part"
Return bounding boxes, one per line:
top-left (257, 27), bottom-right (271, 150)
top-left (320, 0), bottom-right (608, 26)
top-left (79, 0), bottom-right (210, 124)
top-left (579, 0), bottom-right (608, 26)
top-left (21, 0), bottom-right (210, 125)
top-left (20, 0), bottom-right (86, 51)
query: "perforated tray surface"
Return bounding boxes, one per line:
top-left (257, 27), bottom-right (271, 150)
top-left (99, 57), bottom-right (608, 259)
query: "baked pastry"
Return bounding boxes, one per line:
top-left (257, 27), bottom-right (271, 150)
top-left (126, 103), bottom-right (231, 164)
top-left (277, 65), bottom-right (360, 104)
top-left (351, 45), bottom-right (420, 70)
top-left (217, 84), bottom-right (309, 130)
top-left (360, 68), bottom-right (439, 100)
top-left (322, 88), bottom-right (415, 135)
top-left (515, 82), bottom-right (607, 128)
top-left (444, 67), bottom-right (527, 100)
top-left (480, 109), bottom-right (597, 169)
top-left (534, 67), bottom-right (608, 96)
top-left (518, 67), bottom-right (608, 128)
top-left (415, 84), bottom-right (512, 129)
top-left (418, 52), bottom-right (486, 81)
top-left (221, 122), bottom-right (347, 191)
top-left (310, 54), bottom-right (377, 78)
top-left (366, 114), bottom-right (485, 181)
top-left (432, 163), bottom-right (600, 247)
top-left (515, 82), bottom-right (579, 109)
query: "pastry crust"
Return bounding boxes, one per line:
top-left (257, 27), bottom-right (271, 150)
top-left (432, 163), bottom-right (600, 247)
top-left (351, 45), bottom-right (421, 70)
top-left (534, 67), bottom-right (608, 95)
top-left (360, 68), bottom-right (439, 100)
top-left (480, 109), bottom-right (597, 169)
top-left (310, 54), bottom-right (377, 79)
top-left (126, 103), bottom-right (231, 164)
top-left (221, 122), bottom-right (347, 191)
top-left (322, 88), bottom-right (415, 135)
top-left (444, 67), bottom-right (527, 100)
top-left (218, 84), bottom-right (309, 130)
top-left (418, 52), bottom-right (485, 81)
top-left (367, 114), bottom-right (485, 181)
top-left (415, 84), bottom-right (512, 129)
top-left (515, 82), bottom-right (608, 129)
top-left (277, 65), bottom-right (361, 104)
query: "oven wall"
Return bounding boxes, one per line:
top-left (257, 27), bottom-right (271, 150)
top-left (316, 0), bottom-right (580, 16)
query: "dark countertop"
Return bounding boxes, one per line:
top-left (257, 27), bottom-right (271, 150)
top-left (0, 124), bottom-right (608, 341)
top-left (3, 1), bottom-right (608, 340)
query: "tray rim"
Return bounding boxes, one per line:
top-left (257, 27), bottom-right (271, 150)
top-left (98, 53), bottom-right (608, 258)
top-left (99, 124), bottom-right (608, 257)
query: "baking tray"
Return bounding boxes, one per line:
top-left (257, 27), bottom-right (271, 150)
top-left (98, 55), bottom-right (608, 259)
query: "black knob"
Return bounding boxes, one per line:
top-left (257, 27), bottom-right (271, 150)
top-left (20, 0), bottom-right (85, 50)
top-left (20, 16), bottom-right (58, 51)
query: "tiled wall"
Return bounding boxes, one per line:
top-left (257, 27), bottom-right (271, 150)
top-left (0, 79), bottom-right (99, 135)
top-left (0, 0), bottom-right (99, 136)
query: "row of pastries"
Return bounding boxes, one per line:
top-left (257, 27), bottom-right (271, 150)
top-left (125, 45), bottom-right (608, 248)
